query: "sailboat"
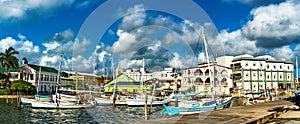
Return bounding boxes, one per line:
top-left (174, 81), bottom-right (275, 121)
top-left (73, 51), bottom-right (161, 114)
top-left (161, 27), bottom-right (233, 116)
top-left (30, 53), bottom-right (95, 109)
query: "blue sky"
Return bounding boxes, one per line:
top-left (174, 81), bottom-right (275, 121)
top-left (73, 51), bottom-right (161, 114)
top-left (0, 0), bottom-right (299, 75)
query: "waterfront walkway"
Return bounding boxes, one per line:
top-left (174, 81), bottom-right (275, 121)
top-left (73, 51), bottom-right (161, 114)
top-left (136, 99), bottom-right (299, 124)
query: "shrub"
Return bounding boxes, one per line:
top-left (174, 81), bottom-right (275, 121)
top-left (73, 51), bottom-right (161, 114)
top-left (0, 89), bottom-right (12, 95)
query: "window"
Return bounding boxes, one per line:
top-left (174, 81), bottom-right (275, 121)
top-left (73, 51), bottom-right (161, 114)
top-left (133, 89), bottom-right (137, 93)
top-left (30, 74), bottom-right (34, 80)
top-left (253, 73), bottom-right (256, 77)
top-left (41, 74), bottom-right (44, 81)
top-left (245, 73), bottom-right (249, 77)
top-left (273, 65), bottom-right (276, 69)
top-left (288, 66), bottom-right (290, 70)
top-left (280, 65), bottom-right (282, 69)
top-left (267, 75), bottom-right (270, 79)
top-left (253, 62), bottom-right (256, 66)
top-left (245, 62), bottom-right (248, 66)
top-left (279, 75), bottom-right (282, 79)
top-left (267, 65), bottom-right (269, 69)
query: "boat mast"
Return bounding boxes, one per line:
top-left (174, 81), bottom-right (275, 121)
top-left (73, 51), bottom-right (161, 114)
top-left (37, 66), bottom-right (41, 94)
top-left (296, 56), bottom-right (299, 93)
top-left (201, 26), bottom-right (214, 99)
top-left (55, 52), bottom-right (63, 96)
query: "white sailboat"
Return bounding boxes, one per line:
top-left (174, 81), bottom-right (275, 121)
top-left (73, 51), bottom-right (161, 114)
top-left (161, 27), bottom-right (232, 116)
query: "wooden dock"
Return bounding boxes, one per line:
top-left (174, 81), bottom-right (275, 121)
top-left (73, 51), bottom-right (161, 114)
top-left (134, 99), bottom-right (299, 124)
top-left (0, 95), bottom-right (34, 99)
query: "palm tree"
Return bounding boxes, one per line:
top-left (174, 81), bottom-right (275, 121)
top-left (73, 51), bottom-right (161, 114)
top-left (0, 47), bottom-right (19, 88)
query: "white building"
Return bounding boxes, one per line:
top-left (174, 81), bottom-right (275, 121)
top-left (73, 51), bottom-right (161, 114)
top-left (230, 55), bottom-right (294, 92)
top-left (18, 63), bottom-right (59, 94)
top-left (152, 68), bottom-right (180, 91)
top-left (181, 62), bottom-right (233, 95)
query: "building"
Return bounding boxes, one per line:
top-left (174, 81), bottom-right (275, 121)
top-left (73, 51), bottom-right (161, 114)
top-left (230, 55), bottom-right (294, 92)
top-left (18, 62), bottom-right (59, 94)
top-left (152, 68), bottom-right (180, 93)
top-left (181, 62), bottom-right (232, 95)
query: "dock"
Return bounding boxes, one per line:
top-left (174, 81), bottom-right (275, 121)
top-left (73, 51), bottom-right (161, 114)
top-left (134, 99), bottom-right (299, 124)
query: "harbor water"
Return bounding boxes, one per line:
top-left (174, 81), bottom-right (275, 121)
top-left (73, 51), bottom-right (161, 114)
top-left (0, 99), bottom-right (165, 124)
top-left (1, 97), bottom-right (299, 124)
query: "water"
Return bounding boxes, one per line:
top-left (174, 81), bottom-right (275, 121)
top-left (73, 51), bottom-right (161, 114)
top-left (0, 99), bottom-right (165, 124)
top-left (2, 98), bottom-right (299, 124)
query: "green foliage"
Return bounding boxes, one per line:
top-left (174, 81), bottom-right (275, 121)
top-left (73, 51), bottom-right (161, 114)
top-left (10, 79), bottom-right (36, 94)
top-left (0, 89), bottom-right (11, 95)
top-left (0, 47), bottom-right (19, 88)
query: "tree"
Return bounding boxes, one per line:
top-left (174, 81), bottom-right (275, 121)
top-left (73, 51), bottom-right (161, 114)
top-left (0, 47), bottom-right (19, 88)
top-left (11, 79), bottom-right (36, 95)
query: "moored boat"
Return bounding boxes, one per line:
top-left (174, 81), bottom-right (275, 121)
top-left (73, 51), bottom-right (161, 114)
top-left (125, 98), bottom-right (169, 107)
top-left (161, 97), bottom-right (233, 116)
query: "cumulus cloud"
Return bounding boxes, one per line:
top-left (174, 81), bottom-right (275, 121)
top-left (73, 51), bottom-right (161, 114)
top-left (107, 4), bottom-right (222, 71)
top-left (0, 35), bottom-right (40, 64)
top-left (0, 0), bottom-right (74, 21)
top-left (242, 0), bottom-right (300, 48)
top-left (0, 0), bottom-right (98, 22)
top-left (120, 4), bottom-right (146, 31)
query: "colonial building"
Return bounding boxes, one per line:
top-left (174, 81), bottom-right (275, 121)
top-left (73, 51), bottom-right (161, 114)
top-left (181, 62), bottom-right (232, 95)
top-left (230, 55), bottom-right (294, 92)
top-left (18, 60), bottom-right (58, 94)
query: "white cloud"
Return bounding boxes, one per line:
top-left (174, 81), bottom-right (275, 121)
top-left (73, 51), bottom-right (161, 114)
top-left (40, 55), bottom-right (60, 66)
top-left (269, 46), bottom-right (293, 61)
top-left (0, 36), bottom-right (41, 65)
top-left (213, 29), bottom-right (260, 56)
top-left (242, 0), bottom-right (300, 48)
top-left (0, 0), bottom-right (75, 21)
top-left (68, 55), bottom-right (96, 73)
top-left (111, 30), bottom-right (138, 58)
top-left (120, 4), bottom-right (146, 31)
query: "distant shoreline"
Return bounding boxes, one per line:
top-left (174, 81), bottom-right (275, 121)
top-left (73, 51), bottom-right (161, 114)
top-left (0, 95), bottom-right (34, 99)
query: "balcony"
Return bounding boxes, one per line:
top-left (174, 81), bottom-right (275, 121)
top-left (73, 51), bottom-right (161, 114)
top-left (231, 73), bottom-right (242, 79)
top-left (230, 63), bottom-right (242, 69)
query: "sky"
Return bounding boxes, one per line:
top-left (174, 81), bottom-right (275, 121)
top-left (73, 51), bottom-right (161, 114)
top-left (0, 0), bottom-right (299, 76)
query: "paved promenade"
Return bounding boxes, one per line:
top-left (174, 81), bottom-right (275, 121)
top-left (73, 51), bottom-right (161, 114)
top-left (135, 99), bottom-right (299, 124)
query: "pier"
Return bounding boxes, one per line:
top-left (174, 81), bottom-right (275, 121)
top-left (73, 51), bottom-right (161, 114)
top-left (135, 99), bottom-right (299, 124)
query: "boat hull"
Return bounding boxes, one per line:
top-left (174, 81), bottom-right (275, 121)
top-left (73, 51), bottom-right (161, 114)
top-left (161, 97), bottom-right (233, 116)
top-left (126, 99), bottom-right (169, 107)
top-left (30, 101), bottom-right (95, 109)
